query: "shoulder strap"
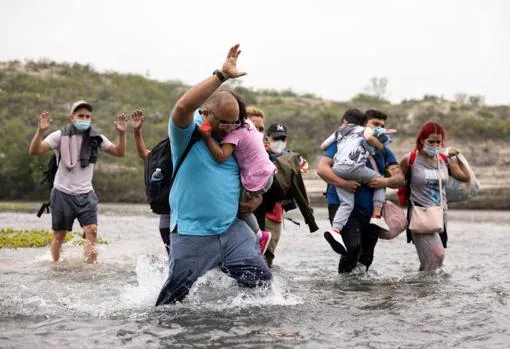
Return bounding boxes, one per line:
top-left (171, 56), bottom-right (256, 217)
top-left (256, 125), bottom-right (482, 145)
top-left (436, 155), bottom-right (444, 207)
top-left (405, 150), bottom-right (416, 207)
top-left (408, 149), bottom-right (417, 167)
top-left (439, 152), bottom-right (448, 165)
top-left (169, 125), bottom-right (200, 189)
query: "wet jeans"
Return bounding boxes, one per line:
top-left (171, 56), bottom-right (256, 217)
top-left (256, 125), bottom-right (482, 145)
top-left (155, 219), bottom-right (272, 305)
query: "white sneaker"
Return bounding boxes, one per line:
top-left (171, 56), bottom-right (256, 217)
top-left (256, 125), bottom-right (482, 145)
top-left (324, 229), bottom-right (347, 255)
top-left (370, 216), bottom-right (390, 231)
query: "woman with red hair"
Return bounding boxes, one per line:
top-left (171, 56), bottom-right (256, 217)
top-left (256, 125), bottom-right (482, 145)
top-left (400, 121), bottom-right (471, 271)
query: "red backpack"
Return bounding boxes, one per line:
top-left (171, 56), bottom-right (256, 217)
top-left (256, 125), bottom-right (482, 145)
top-left (397, 149), bottom-right (448, 206)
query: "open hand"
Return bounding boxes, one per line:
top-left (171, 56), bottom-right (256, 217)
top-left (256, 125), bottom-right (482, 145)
top-left (38, 111), bottom-right (53, 132)
top-left (131, 109), bottom-right (144, 131)
top-left (221, 44), bottom-right (247, 79)
top-left (113, 113), bottom-right (127, 133)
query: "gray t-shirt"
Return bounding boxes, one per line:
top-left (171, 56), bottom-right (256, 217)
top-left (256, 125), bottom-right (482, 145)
top-left (45, 130), bottom-right (113, 195)
top-left (409, 153), bottom-right (449, 210)
top-left (333, 124), bottom-right (368, 166)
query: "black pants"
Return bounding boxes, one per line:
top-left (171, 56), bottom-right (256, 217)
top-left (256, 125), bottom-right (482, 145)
top-left (328, 204), bottom-right (379, 273)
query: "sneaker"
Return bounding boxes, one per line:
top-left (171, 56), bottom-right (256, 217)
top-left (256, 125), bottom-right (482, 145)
top-left (259, 230), bottom-right (272, 254)
top-left (324, 229), bottom-right (347, 255)
top-left (370, 216), bottom-right (390, 231)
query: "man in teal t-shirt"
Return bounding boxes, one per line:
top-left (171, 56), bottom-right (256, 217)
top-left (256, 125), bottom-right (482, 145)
top-left (156, 44), bottom-right (272, 306)
top-left (168, 110), bottom-right (240, 236)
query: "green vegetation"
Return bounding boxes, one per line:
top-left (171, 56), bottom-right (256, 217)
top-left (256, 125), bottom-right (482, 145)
top-left (0, 228), bottom-right (108, 249)
top-left (0, 60), bottom-right (509, 202)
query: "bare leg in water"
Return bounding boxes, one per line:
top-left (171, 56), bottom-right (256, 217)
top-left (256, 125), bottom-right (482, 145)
top-left (50, 231), bottom-right (67, 262)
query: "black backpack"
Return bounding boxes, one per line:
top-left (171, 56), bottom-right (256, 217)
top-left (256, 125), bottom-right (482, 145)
top-left (144, 126), bottom-right (200, 214)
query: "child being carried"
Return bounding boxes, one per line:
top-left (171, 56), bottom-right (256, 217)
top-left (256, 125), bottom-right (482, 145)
top-left (321, 109), bottom-right (395, 255)
top-left (199, 110), bottom-right (275, 254)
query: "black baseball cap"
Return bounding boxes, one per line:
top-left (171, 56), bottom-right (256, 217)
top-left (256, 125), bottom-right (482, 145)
top-left (266, 123), bottom-right (288, 138)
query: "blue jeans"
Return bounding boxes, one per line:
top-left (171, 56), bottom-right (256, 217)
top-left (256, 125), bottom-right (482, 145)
top-left (155, 219), bottom-right (272, 305)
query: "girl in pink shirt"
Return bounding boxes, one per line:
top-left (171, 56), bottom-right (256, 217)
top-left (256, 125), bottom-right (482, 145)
top-left (199, 114), bottom-right (276, 253)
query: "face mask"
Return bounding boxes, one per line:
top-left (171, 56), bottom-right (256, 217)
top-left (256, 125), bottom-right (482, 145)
top-left (74, 120), bottom-right (91, 131)
top-left (269, 140), bottom-right (286, 153)
top-left (423, 144), bottom-right (440, 156)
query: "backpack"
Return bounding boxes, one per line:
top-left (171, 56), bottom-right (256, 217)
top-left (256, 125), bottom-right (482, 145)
top-left (144, 126), bottom-right (199, 214)
top-left (37, 154), bottom-right (59, 217)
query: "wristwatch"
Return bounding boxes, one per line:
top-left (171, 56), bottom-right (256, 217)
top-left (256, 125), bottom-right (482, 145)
top-left (213, 69), bottom-right (227, 83)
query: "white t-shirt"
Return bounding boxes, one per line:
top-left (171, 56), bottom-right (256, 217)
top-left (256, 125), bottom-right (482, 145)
top-left (44, 130), bottom-right (113, 195)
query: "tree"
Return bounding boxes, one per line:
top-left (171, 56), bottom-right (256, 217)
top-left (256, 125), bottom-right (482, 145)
top-left (454, 93), bottom-right (468, 105)
top-left (468, 95), bottom-right (485, 107)
top-left (364, 77), bottom-right (389, 100)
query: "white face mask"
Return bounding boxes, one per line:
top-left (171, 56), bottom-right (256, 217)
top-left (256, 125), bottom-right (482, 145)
top-left (269, 140), bottom-right (286, 153)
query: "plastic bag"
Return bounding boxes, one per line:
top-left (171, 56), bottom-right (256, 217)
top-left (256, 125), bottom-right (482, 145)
top-left (445, 153), bottom-right (481, 202)
top-left (379, 200), bottom-right (408, 240)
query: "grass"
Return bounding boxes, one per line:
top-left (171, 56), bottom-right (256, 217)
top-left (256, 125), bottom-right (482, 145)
top-left (0, 228), bottom-right (108, 249)
top-left (0, 202), bottom-right (36, 211)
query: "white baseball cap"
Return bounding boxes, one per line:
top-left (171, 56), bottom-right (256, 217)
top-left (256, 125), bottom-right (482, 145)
top-left (70, 100), bottom-right (93, 114)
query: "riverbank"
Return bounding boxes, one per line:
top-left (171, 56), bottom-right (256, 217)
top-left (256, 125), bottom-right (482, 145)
top-left (1, 164), bottom-right (509, 212)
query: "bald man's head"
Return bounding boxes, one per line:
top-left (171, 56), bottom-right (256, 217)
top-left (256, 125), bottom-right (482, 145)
top-left (203, 90), bottom-right (246, 140)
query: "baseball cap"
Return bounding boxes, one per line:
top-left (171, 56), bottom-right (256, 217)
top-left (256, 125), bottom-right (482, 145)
top-left (70, 100), bottom-right (93, 114)
top-left (266, 123), bottom-right (287, 138)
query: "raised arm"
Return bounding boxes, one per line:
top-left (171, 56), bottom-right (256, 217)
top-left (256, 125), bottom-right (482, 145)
top-left (28, 111), bottom-right (52, 156)
top-left (105, 113), bottom-right (127, 157)
top-left (172, 44), bottom-right (247, 128)
top-left (131, 109), bottom-right (151, 160)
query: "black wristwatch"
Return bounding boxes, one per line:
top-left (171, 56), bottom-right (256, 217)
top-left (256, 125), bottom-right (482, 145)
top-left (213, 69), bottom-right (227, 83)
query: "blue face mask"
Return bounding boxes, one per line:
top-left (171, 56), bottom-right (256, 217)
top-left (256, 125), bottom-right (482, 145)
top-left (74, 120), bottom-right (91, 131)
top-left (423, 144), bottom-right (440, 156)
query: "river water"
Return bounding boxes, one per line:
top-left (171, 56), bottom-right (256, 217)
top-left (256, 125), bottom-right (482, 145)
top-left (0, 205), bottom-right (509, 348)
